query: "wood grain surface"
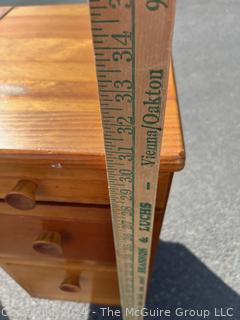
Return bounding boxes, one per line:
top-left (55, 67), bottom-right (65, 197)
top-left (0, 4), bottom-right (185, 172)
top-left (0, 201), bottom-right (164, 265)
top-left (2, 260), bottom-right (120, 305)
top-left (0, 4), bottom-right (184, 305)
top-left (0, 170), bottom-right (172, 207)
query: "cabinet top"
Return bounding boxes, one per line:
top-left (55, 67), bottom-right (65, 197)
top-left (0, 5), bottom-right (185, 172)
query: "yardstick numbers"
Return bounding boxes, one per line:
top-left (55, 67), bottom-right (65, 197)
top-left (90, 0), bottom-right (135, 312)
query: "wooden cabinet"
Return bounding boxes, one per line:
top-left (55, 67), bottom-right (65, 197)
top-left (0, 4), bottom-right (185, 305)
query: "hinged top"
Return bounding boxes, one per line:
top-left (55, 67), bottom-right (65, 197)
top-left (0, 4), bottom-right (185, 171)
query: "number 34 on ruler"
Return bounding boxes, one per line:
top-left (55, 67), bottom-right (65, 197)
top-left (89, 0), bottom-right (176, 319)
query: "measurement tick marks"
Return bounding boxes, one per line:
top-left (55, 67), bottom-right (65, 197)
top-left (90, 1), bottom-right (176, 319)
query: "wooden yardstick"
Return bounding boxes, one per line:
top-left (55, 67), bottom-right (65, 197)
top-left (89, 0), bottom-right (176, 318)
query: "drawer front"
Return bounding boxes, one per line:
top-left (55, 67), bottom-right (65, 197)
top-left (0, 162), bottom-right (172, 209)
top-left (0, 202), bottom-right (164, 264)
top-left (0, 203), bottom-right (115, 263)
top-left (2, 262), bottom-right (120, 305)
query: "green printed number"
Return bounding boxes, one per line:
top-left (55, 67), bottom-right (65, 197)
top-left (120, 189), bottom-right (132, 200)
top-left (114, 80), bottom-right (132, 89)
top-left (116, 116), bottom-right (133, 125)
top-left (112, 31), bottom-right (131, 46)
top-left (118, 153), bottom-right (132, 161)
top-left (109, 0), bottom-right (131, 9)
top-left (116, 116), bottom-right (133, 134)
top-left (118, 146), bottom-right (133, 162)
top-left (115, 93), bottom-right (132, 103)
top-left (119, 169), bottom-right (133, 182)
top-left (112, 50), bottom-right (132, 62)
top-left (120, 205), bottom-right (131, 216)
top-left (117, 127), bottom-right (133, 135)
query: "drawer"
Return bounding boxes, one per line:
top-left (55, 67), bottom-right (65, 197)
top-left (0, 202), bottom-right (164, 264)
top-left (0, 202), bottom-right (115, 263)
top-left (2, 260), bottom-right (120, 305)
top-left (0, 161), bottom-right (172, 209)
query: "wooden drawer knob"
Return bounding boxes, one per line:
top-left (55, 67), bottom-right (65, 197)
top-left (60, 275), bottom-right (81, 293)
top-left (32, 231), bottom-right (62, 257)
top-left (5, 180), bottom-right (37, 210)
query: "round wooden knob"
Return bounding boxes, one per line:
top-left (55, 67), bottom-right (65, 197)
top-left (60, 275), bottom-right (81, 293)
top-left (5, 180), bottom-right (38, 210)
top-left (32, 231), bottom-right (63, 257)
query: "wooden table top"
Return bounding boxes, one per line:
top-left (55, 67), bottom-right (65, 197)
top-left (0, 4), bottom-right (185, 171)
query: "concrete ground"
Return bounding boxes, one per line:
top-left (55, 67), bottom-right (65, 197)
top-left (0, 0), bottom-right (239, 319)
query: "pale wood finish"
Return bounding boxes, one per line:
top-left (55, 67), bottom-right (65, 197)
top-left (0, 4), bottom-right (185, 172)
top-left (32, 230), bottom-right (63, 257)
top-left (0, 203), bottom-right (116, 263)
top-left (0, 4), bottom-right (184, 208)
top-left (5, 179), bottom-right (37, 210)
top-left (2, 261), bottom-right (120, 305)
top-left (0, 202), bottom-right (164, 264)
top-left (0, 170), bottom-right (172, 208)
top-left (0, 4), bottom-right (184, 305)
top-left (60, 274), bottom-right (82, 293)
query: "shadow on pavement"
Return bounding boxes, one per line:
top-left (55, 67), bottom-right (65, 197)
top-left (89, 241), bottom-right (240, 320)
